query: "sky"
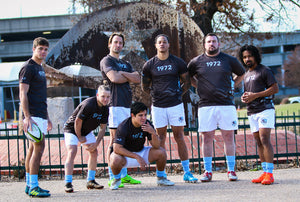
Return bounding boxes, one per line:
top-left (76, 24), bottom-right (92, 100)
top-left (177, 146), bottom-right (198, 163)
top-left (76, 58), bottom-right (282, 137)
top-left (0, 0), bottom-right (299, 32)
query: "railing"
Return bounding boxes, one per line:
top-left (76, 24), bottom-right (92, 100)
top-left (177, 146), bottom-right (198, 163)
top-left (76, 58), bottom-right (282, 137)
top-left (0, 113), bottom-right (299, 181)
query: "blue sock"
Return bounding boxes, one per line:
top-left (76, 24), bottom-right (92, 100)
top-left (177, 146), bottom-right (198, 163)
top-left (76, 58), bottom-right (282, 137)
top-left (113, 172), bottom-right (121, 180)
top-left (26, 172), bottom-right (30, 186)
top-left (121, 167), bottom-right (127, 178)
top-left (29, 174), bottom-right (38, 189)
top-left (203, 157), bottom-right (212, 172)
top-left (87, 170), bottom-right (96, 182)
top-left (266, 163), bottom-right (274, 174)
top-left (226, 156), bottom-right (235, 172)
top-left (108, 167), bottom-right (113, 180)
top-left (156, 170), bottom-right (166, 178)
top-left (181, 160), bottom-right (190, 174)
top-left (65, 175), bottom-right (72, 183)
top-left (261, 162), bottom-right (267, 172)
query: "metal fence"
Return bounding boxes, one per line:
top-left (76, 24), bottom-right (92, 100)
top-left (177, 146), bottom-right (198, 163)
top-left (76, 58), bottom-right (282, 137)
top-left (0, 113), bottom-right (299, 181)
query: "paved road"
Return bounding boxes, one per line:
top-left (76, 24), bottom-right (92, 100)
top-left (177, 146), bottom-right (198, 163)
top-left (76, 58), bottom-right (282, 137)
top-left (1, 168), bottom-right (300, 201)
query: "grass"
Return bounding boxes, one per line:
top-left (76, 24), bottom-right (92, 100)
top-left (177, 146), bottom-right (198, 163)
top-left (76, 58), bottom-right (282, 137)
top-left (237, 103), bottom-right (300, 117)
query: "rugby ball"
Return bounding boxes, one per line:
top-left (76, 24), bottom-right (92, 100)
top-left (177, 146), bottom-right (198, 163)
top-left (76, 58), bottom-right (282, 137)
top-left (25, 123), bottom-right (43, 143)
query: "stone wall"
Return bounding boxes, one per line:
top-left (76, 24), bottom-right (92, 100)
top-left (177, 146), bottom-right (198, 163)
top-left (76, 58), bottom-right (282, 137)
top-left (47, 97), bottom-right (74, 134)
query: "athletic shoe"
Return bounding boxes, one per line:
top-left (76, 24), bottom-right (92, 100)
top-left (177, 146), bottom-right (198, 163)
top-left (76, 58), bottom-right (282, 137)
top-left (261, 173), bottom-right (274, 185)
top-left (121, 174), bottom-right (141, 184)
top-left (25, 185), bottom-right (49, 195)
top-left (108, 179), bottom-right (124, 188)
top-left (157, 177), bottom-right (175, 186)
top-left (200, 171), bottom-right (212, 182)
top-left (28, 186), bottom-right (51, 197)
top-left (252, 172), bottom-right (266, 183)
top-left (110, 178), bottom-right (121, 190)
top-left (183, 172), bottom-right (198, 183)
top-left (86, 180), bottom-right (104, 189)
top-left (227, 171), bottom-right (238, 181)
top-left (64, 182), bottom-right (74, 193)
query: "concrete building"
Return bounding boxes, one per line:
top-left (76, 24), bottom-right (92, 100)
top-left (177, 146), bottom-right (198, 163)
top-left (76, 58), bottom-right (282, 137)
top-left (0, 15), bottom-right (299, 120)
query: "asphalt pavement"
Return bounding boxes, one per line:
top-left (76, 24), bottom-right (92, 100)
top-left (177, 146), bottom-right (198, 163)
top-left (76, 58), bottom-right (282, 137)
top-left (1, 168), bottom-right (300, 201)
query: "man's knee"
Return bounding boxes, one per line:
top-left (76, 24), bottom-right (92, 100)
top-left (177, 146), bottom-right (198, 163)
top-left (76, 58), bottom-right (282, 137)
top-left (110, 153), bottom-right (126, 168)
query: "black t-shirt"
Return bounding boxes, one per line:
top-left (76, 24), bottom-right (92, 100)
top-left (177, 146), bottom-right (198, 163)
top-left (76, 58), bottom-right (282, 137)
top-left (142, 55), bottom-right (188, 108)
top-left (188, 52), bottom-right (245, 107)
top-left (114, 117), bottom-right (153, 152)
top-left (19, 59), bottom-right (47, 119)
top-left (64, 97), bottom-right (109, 136)
top-left (243, 64), bottom-right (277, 115)
top-left (100, 55), bottom-right (134, 108)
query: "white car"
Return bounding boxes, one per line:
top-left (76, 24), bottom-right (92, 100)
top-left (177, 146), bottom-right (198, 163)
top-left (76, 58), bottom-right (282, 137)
top-left (288, 96), bottom-right (300, 104)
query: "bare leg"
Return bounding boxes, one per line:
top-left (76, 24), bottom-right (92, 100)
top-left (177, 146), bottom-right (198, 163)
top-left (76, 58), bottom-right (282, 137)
top-left (171, 126), bottom-right (188, 161)
top-left (221, 130), bottom-right (235, 156)
top-left (64, 145), bottom-right (77, 175)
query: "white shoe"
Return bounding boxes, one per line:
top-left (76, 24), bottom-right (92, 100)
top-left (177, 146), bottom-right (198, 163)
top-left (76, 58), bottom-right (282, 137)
top-left (157, 177), bottom-right (175, 186)
top-left (110, 178), bottom-right (121, 190)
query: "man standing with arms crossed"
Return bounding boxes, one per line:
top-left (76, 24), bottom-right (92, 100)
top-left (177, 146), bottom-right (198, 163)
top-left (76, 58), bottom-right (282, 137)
top-left (63, 85), bottom-right (110, 192)
top-left (19, 37), bottom-right (52, 197)
top-left (100, 33), bottom-right (141, 188)
top-left (239, 44), bottom-right (278, 185)
top-left (188, 33), bottom-right (245, 182)
top-left (142, 34), bottom-right (198, 183)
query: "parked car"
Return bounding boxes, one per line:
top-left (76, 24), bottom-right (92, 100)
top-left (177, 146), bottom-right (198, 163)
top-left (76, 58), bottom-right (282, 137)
top-left (288, 96), bottom-right (300, 104)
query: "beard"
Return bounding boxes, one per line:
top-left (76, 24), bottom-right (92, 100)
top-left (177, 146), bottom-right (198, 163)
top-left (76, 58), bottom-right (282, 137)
top-left (206, 47), bottom-right (219, 55)
top-left (245, 61), bottom-right (254, 68)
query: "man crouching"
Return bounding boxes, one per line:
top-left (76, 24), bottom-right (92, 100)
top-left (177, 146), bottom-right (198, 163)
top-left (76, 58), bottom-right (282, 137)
top-left (109, 102), bottom-right (174, 190)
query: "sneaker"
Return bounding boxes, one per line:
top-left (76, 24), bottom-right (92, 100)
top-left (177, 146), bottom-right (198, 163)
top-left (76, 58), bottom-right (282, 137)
top-left (110, 178), bottom-right (121, 190)
top-left (26, 185), bottom-right (50, 195)
top-left (108, 179), bottom-right (124, 188)
top-left (252, 172), bottom-right (266, 183)
top-left (28, 186), bottom-right (51, 197)
top-left (200, 171), bottom-right (212, 182)
top-left (227, 171), bottom-right (238, 181)
top-left (64, 182), bottom-right (74, 193)
top-left (121, 174), bottom-right (141, 184)
top-left (261, 173), bottom-right (274, 185)
top-left (183, 172), bottom-right (198, 183)
top-left (86, 180), bottom-right (104, 189)
top-left (157, 177), bottom-right (175, 186)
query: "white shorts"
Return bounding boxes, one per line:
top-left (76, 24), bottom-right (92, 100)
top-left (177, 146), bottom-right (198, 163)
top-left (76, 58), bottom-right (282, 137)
top-left (198, 106), bottom-right (238, 132)
top-left (30, 117), bottom-right (48, 134)
top-left (109, 106), bottom-right (130, 128)
top-left (124, 146), bottom-right (151, 168)
top-left (64, 132), bottom-right (96, 146)
top-left (248, 109), bottom-right (275, 133)
top-left (151, 103), bottom-right (186, 128)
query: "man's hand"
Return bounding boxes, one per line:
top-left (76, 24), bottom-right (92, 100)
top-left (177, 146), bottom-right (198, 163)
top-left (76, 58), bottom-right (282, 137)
top-left (47, 119), bottom-right (52, 132)
top-left (136, 155), bottom-right (147, 171)
top-left (241, 91), bottom-right (257, 103)
top-left (141, 122), bottom-right (155, 135)
top-left (85, 142), bottom-right (98, 152)
top-left (23, 117), bottom-right (36, 133)
top-left (78, 136), bottom-right (87, 143)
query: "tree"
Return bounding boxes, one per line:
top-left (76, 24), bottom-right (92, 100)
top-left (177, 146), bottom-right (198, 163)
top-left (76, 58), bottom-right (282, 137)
top-left (284, 45), bottom-right (300, 88)
top-left (71, 0), bottom-right (300, 38)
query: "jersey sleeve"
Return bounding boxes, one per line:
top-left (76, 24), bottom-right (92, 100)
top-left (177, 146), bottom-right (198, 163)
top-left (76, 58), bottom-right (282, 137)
top-left (142, 61), bottom-right (152, 79)
top-left (19, 65), bottom-right (34, 84)
top-left (100, 57), bottom-right (115, 74)
top-left (230, 57), bottom-right (245, 76)
top-left (114, 124), bottom-right (127, 146)
top-left (187, 58), bottom-right (197, 77)
top-left (76, 102), bottom-right (92, 121)
top-left (263, 67), bottom-right (277, 87)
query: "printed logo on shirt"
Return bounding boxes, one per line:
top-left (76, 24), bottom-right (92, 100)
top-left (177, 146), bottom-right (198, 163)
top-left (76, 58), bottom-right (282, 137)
top-left (206, 61), bottom-right (221, 67)
top-left (93, 113), bottom-right (103, 120)
top-left (39, 71), bottom-right (46, 77)
top-left (178, 116), bottom-right (184, 123)
top-left (157, 65), bottom-right (173, 71)
top-left (245, 75), bottom-right (256, 83)
top-left (132, 132), bottom-right (144, 139)
top-left (117, 63), bottom-right (128, 70)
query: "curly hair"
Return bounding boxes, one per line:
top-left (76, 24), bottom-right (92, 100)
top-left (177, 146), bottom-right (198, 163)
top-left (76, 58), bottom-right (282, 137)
top-left (238, 44), bottom-right (262, 67)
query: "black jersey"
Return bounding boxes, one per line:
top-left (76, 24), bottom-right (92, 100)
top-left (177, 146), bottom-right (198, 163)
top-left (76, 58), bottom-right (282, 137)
top-left (142, 55), bottom-right (188, 108)
top-left (100, 55), bottom-right (134, 108)
top-left (64, 97), bottom-right (109, 136)
top-left (243, 64), bottom-right (277, 115)
top-left (114, 118), bottom-right (153, 152)
top-left (188, 52), bottom-right (245, 107)
top-left (19, 59), bottom-right (47, 119)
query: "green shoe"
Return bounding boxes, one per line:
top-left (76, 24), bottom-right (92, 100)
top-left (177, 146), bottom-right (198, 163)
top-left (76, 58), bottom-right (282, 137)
top-left (121, 175), bottom-right (141, 184)
top-left (28, 186), bottom-right (51, 197)
top-left (108, 179), bottom-right (124, 188)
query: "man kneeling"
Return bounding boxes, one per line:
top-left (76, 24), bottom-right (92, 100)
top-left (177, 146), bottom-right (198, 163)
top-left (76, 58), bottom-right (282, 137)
top-left (110, 102), bottom-right (174, 190)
